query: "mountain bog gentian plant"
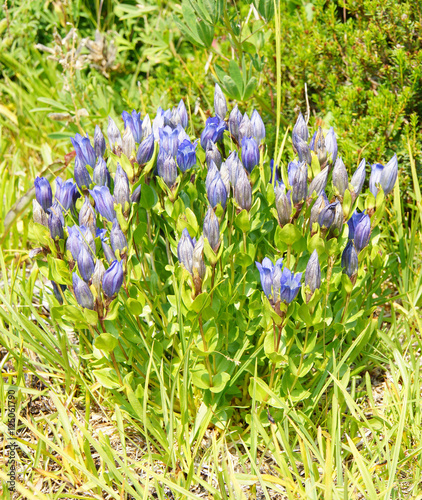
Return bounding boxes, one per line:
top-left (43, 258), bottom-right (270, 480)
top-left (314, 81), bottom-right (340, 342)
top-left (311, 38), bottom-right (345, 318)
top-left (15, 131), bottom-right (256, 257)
top-left (29, 84), bottom-right (397, 420)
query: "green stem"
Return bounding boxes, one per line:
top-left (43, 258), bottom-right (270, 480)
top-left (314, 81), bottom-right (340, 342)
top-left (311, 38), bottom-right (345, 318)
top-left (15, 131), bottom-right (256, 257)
top-left (290, 326), bottom-right (310, 394)
top-left (199, 314), bottom-right (213, 388)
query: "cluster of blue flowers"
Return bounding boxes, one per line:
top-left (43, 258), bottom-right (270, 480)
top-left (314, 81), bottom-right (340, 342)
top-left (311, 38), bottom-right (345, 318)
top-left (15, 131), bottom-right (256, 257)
top-left (32, 81), bottom-right (398, 316)
top-left (176, 84), bottom-right (267, 291)
top-left (33, 97), bottom-right (201, 311)
top-left (257, 112), bottom-right (398, 307)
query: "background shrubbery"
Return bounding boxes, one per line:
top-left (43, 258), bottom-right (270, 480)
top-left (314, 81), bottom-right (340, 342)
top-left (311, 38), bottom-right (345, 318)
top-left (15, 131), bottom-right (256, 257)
top-left (1, 1), bottom-right (422, 498)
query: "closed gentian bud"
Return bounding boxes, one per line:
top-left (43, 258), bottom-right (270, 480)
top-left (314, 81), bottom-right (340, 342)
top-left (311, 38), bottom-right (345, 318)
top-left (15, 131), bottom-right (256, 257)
top-left (110, 218), bottom-right (127, 255)
top-left (275, 183), bottom-right (292, 226)
top-left (287, 160), bottom-right (299, 187)
top-left (91, 259), bottom-right (106, 295)
top-left (51, 281), bottom-right (65, 304)
top-left (114, 165), bottom-right (130, 207)
top-left (234, 168), bottom-right (252, 211)
top-left (93, 157), bottom-right (110, 187)
top-left (347, 210), bottom-right (365, 239)
top-left (354, 213), bottom-right (371, 253)
top-left (55, 178), bottom-right (77, 211)
top-left (380, 153), bottom-right (398, 195)
top-left (251, 109), bottom-right (265, 143)
top-left (313, 127), bottom-right (327, 166)
top-left (206, 160), bottom-right (219, 192)
top-left (102, 260), bottom-right (124, 298)
top-left (80, 225), bottom-right (96, 254)
top-left (94, 125), bottom-right (106, 158)
top-left (89, 185), bottom-right (116, 221)
top-left (33, 199), bottom-right (48, 226)
top-left (177, 99), bottom-right (188, 129)
top-left (102, 241), bottom-right (115, 264)
top-left (35, 176), bottom-right (53, 212)
top-left (122, 126), bottom-right (136, 158)
top-left (192, 235), bottom-right (206, 279)
top-left (226, 150), bottom-right (242, 187)
top-left (73, 272), bottom-right (94, 310)
top-left (131, 185), bottom-right (141, 204)
top-left (77, 245), bottom-right (95, 282)
top-left (152, 108), bottom-right (165, 140)
top-left (331, 201), bottom-right (344, 235)
top-left (229, 104), bottom-right (242, 141)
top-left (74, 157), bottom-right (92, 190)
top-left (292, 112), bottom-right (308, 143)
top-left (255, 258), bottom-right (274, 298)
top-left (341, 240), bottom-right (358, 279)
top-left (293, 133), bottom-right (312, 165)
top-left (122, 110), bottom-right (142, 143)
top-left (220, 162), bottom-right (230, 193)
top-left (170, 107), bottom-right (182, 128)
top-left (369, 163), bottom-right (383, 197)
top-left (350, 158), bottom-right (366, 198)
top-left (308, 168), bottom-right (329, 198)
top-left (214, 83), bottom-right (227, 119)
top-left (291, 162), bottom-right (308, 204)
top-left (107, 117), bottom-right (122, 152)
top-left (48, 202), bottom-right (64, 240)
top-left (208, 172), bottom-right (228, 209)
top-left (325, 127), bottom-right (338, 165)
top-left (238, 113), bottom-right (254, 144)
top-left (176, 123), bottom-right (189, 144)
top-left (136, 133), bottom-right (155, 165)
top-left (177, 139), bottom-right (197, 172)
top-left (203, 207), bottom-right (220, 251)
top-left (310, 193), bottom-right (327, 227)
top-left (71, 134), bottom-right (96, 168)
top-left (241, 137), bottom-right (260, 173)
top-left (157, 153), bottom-right (177, 187)
top-left (332, 157), bottom-right (349, 196)
top-left (66, 226), bottom-right (81, 261)
top-left (177, 228), bottom-right (195, 274)
top-left (206, 140), bottom-right (222, 169)
top-left (305, 249), bottom-right (321, 295)
top-left (279, 267), bottom-right (302, 304)
top-left (141, 114), bottom-right (152, 140)
top-left (79, 197), bottom-right (96, 235)
top-left (318, 202), bottom-right (336, 229)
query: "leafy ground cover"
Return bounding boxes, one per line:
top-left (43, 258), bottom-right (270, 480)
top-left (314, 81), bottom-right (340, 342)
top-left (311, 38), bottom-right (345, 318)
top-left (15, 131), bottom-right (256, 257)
top-left (1, 0), bottom-right (422, 498)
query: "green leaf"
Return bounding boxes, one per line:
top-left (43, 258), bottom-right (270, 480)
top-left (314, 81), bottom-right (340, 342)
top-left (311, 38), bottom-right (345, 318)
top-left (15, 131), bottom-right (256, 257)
top-left (47, 255), bottom-right (71, 285)
top-left (210, 372), bottom-right (230, 393)
top-left (191, 365), bottom-right (211, 389)
top-left (235, 209), bottom-right (250, 232)
top-left (236, 252), bottom-right (253, 267)
top-left (229, 60), bottom-right (244, 98)
top-left (93, 368), bottom-right (120, 389)
top-left (190, 292), bottom-right (210, 313)
top-left (95, 333), bottom-right (118, 352)
top-left (275, 223), bottom-right (302, 246)
top-left (139, 184), bottom-right (158, 210)
top-left (126, 298), bottom-right (144, 316)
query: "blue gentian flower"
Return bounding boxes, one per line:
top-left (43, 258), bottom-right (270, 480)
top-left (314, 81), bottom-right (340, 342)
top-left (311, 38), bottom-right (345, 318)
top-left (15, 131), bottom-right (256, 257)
top-left (279, 267), bottom-right (302, 304)
top-left (34, 176), bottom-right (53, 212)
top-left (89, 185), bottom-right (116, 221)
top-left (241, 137), bottom-right (260, 173)
top-left (102, 260), bottom-right (124, 298)
top-left (177, 139), bottom-right (197, 172)
top-left (73, 272), bottom-right (95, 310)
